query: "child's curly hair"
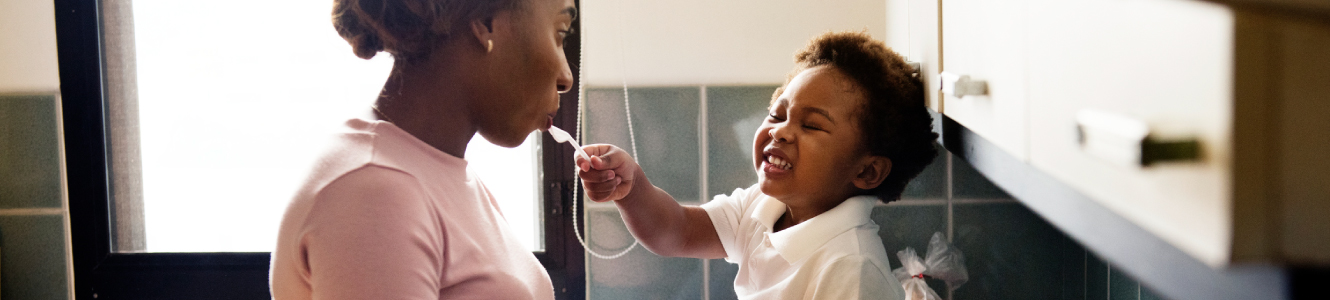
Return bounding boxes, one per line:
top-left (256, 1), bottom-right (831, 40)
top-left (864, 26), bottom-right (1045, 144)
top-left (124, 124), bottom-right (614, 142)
top-left (774, 31), bottom-right (938, 202)
top-left (332, 0), bottom-right (524, 62)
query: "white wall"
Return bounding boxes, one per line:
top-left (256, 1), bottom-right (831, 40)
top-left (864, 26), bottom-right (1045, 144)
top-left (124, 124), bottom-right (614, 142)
top-left (582, 0), bottom-right (886, 86)
top-left (884, 0), bottom-right (910, 51)
top-left (0, 0), bottom-right (60, 92)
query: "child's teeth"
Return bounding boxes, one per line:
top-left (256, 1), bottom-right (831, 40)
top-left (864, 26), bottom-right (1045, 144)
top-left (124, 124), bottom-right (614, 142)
top-left (767, 156), bottom-right (791, 170)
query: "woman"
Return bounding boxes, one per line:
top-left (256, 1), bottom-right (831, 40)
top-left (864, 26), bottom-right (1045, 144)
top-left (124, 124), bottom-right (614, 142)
top-left (269, 0), bottom-right (576, 298)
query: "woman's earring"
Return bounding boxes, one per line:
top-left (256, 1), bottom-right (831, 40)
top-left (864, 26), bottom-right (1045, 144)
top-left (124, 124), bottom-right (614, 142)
top-left (486, 40), bottom-right (493, 53)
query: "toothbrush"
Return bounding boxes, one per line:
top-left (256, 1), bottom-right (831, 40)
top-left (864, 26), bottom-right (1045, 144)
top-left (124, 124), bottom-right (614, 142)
top-left (546, 126), bottom-right (592, 161)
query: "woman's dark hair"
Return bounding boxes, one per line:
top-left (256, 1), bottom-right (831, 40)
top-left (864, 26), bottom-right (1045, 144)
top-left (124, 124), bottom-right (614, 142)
top-left (332, 0), bottom-right (525, 62)
top-left (775, 31), bottom-right (938, 202)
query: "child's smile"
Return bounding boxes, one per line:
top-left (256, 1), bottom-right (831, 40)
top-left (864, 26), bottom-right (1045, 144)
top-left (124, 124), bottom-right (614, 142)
top-left (753, 65), bottom-right (874, 220)
top-left (761, 147), bottom-right (793, 173)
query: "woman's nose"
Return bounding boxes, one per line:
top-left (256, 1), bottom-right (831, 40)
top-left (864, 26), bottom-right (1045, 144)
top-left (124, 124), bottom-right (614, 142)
top-left (556, 56), bottom-right (574, 94)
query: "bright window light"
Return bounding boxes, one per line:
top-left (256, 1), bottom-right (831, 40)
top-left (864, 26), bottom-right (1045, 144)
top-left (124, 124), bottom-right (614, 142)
top-left (132, 0), bottom-right (541, 252)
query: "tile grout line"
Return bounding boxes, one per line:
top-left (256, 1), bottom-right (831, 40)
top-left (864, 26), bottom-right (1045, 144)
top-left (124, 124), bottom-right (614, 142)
top-left (0, 208), bottom-right (66, 216)
top-left (944, 152), bottom-right (954, 300)
top-left (945, 153), bottom-right (954, 243)
top-left (1106, 263), bottom-right (1112, 300)
top-left (57, 93), bottom-right (76, 300)
top-left (887, 198), bottom-right (1017, 205)
top-left (698, 85), bottom-right (709, 204)
top-left (951, 198), bottom-right (1018, 204)
top-left (882, 199), bottom-right (949, 206)
top-left (1137, 279), bottom-right (1142, 300)
top-left (698, 85), bottom-right (710, 300)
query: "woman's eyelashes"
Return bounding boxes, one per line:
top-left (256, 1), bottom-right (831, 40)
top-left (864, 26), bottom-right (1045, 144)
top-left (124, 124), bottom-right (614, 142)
top-left (557, 27), bottom-right (575, 45)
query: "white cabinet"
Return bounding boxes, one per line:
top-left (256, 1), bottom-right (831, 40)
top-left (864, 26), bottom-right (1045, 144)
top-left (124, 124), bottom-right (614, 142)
top-left (1025, 0), bottom-right (1235, 266)
top-left (923, 0), bottom-right (1330, 266)
top-left (939, 0), bottom-right (1030, 161)
top-left (886, 0), bottom-right (943, 111)
top-left (0, 0), bottom-right (60, 92)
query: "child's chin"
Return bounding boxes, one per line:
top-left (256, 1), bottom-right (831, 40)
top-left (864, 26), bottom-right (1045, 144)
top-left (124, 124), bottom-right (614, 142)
top-left (757, 180), bottom-right (786, 197)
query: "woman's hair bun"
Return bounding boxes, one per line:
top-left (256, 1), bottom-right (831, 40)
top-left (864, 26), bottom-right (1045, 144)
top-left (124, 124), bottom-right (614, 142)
top-left (331, 0), bottom-right (521, 62)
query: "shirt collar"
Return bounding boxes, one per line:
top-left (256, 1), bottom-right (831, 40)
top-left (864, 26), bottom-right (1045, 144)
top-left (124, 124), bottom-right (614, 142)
top-left (754, 195), bottom-right (879, 264)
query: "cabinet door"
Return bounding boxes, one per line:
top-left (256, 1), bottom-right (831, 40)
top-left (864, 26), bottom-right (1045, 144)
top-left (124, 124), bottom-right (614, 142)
top-left (940, 0), bottom-right (1030, 161)
top-left (901, 0), bottom-right (942, 111)
top-left (1026, 0), bottom-right (1234, 266)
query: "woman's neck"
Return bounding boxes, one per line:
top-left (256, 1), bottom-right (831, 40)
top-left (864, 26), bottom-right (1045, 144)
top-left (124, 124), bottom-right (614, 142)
top-left (373, 58), bottom-right (479, 159)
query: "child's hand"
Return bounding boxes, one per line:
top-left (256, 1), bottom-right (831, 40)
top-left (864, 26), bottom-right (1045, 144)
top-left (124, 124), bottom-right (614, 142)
top-left (576, 144), bottom-right (638, 202)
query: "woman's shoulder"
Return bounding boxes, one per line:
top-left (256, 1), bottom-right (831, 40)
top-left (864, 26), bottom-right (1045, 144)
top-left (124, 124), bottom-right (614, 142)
top-left (289, 124), bottom-right (383, 196)
top-left (281, 164), bottom-right (441, 241)
top-left (293, 119), bottom-right (454, 199)
top-left (312, 165), bottom-right (430, 213)
top-left (283, 120), bottom-right (437, 219)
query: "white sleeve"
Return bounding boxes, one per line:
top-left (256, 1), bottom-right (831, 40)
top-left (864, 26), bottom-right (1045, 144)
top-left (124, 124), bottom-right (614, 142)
top-left (302, 166), bottom-right (443, 300)
top-left (807, 255), bottom-right (907, 300)
top-left (699, 183), bottom-right (759, 264)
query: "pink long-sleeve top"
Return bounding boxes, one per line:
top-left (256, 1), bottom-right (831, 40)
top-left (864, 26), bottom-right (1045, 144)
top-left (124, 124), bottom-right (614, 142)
top-left (270, 119), bottom-right (554, 300)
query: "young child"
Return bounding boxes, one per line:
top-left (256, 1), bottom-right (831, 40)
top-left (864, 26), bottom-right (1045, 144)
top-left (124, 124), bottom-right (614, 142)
top-left (576, 31), bottom-right (938, 299)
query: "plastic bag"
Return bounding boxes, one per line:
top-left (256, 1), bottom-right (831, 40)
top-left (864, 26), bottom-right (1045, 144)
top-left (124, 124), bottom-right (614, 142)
top-left (892, 232), bottom-right (969, 300)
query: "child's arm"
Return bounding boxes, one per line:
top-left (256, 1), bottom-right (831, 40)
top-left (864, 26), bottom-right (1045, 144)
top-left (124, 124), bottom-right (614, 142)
top-left (576, 144), bottom-right (726, 259)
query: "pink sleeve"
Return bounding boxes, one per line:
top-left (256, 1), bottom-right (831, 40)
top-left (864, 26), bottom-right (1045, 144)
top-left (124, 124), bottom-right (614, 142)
top-left (302, 166), bottom-right (444, 300)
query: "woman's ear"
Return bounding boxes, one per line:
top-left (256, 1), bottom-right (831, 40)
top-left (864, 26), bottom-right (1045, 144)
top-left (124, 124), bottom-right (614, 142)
top-left (852, 156), bottom-right (892, 190)
top-left (469, 17), bottom-right (496, 53)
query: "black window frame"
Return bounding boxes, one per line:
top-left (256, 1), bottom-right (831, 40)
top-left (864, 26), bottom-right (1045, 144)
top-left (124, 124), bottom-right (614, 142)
top-left (55, 0), bottom-right (585, 298)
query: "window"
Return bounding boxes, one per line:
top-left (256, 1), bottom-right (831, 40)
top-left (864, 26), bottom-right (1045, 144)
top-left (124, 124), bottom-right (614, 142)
top-left (60, 0), bottom-right (583, 298)
top-left (107, 0), bottom-right (543, 253)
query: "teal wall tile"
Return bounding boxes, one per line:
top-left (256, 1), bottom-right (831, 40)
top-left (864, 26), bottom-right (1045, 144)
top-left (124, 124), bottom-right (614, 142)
top-left (952, 202), bottom-right (1067, 299)
top-left (709, 259), bottom-right (739, 300)
top-left (1060, 239), bottom-right (1087, 300)
top-left (874, 204), bottom-right (946, 262)
top-left (705, 86), bottom-right (777, 197)
top-left (1087, 253), bottom-right (1110, 300)
top-left (0, 215), bottom-right (68, 300)
top-left (586, 208), bottom-right (702, 300)
top-left (873, 204), bottom-right (948, 294)
top-left (585, 88), bottom-right (633, 146)
top-left (1110, 264), bottom-right (1140, 300)
top-left (950, 154), bottom-right (1011, 199)
top-left (1140, 284), bottom-right (1168, 300)
top-left (586, 87), bottom-right (701, 201)
top-left (900, 145), bottom-right (946, 200)
top-left (0, 95), bottom-right (62, 209)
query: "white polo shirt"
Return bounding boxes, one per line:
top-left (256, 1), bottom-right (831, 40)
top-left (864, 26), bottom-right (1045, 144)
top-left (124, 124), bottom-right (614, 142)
top-left (701, 184), bottom-right (905, 300)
